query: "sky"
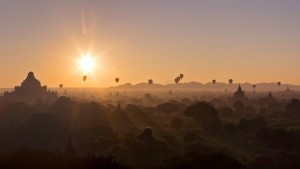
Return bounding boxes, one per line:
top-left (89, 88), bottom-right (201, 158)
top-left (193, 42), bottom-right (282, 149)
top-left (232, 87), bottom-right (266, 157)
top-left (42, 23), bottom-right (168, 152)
top-left (0, 0), bottom-right (300, 87)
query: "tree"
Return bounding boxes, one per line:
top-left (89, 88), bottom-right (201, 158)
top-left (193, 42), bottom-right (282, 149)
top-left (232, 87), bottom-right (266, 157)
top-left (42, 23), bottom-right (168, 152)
top-left (183, 102), bottom-right (218, 123)
top-left (170, 118), bottom-right (184, 130)
top-left (157, 102), bottom-right (179, 114)
top-left (284, 98), bottom-right (300, 118)
top-left (233, 100), bottom-right (244, 113)
top-left (183, 102), bottom-right (222, 134)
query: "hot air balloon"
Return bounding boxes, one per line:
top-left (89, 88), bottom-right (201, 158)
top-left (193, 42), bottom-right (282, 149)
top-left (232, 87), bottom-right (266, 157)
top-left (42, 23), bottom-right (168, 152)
top-left (277, 82), bottom-right (281, 86)
top-left (252, 84), bottom-right (256, 92)
top-left (115, 78), bottom-right (119, 84)
top-left (59, 84), bottom-right (63, 89)
top-left (229, 79), bottom-right (233, 84)
top-left (212, 79), bottom-right (216, 84)
top-left (179, 74), bottom-right (184, 79)
top-left (83, 75), bottom-right (87, 82)
top-left (148, 79), bottom-right (153, 85)
top-left (175, 77), bottom-right (181, 84)
top-left (114, 78), bottom-right (120, 95)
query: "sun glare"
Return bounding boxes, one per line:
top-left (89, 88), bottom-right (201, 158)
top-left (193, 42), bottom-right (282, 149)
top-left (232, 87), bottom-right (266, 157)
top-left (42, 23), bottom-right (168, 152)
top-left (78, 54), bottom-right (96, 74)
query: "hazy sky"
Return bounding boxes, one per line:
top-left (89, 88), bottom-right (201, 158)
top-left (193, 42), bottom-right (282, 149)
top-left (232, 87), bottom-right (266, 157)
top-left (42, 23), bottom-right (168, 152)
top-left (0, 0), bottom-right (300, 87)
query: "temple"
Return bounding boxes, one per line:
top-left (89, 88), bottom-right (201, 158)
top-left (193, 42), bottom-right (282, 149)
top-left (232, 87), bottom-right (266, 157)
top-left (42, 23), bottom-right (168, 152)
top-left (268, 91), bottom-right (273, 98)
top-left (286, 85), bottom-right (290, 92)
top-left (3, 72), bottom-right (57, 104)
top-left (233, 84), bottom-right (245, 100)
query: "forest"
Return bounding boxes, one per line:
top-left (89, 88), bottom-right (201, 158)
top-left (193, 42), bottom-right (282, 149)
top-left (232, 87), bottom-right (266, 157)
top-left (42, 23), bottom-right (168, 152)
top-left (0, 88), bottom-right (299, 169)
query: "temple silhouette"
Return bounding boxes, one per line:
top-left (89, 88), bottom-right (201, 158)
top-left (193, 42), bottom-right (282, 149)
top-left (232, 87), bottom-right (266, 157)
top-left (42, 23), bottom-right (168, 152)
top-left (233, 84), bottom-right (245, 100)
top-left (3, 72), bottom-right (57, 104)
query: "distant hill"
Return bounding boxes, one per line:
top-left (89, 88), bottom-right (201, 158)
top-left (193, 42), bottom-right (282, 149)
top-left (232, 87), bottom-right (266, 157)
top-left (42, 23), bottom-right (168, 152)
top-left (111, 82), bottom-right (300, 92)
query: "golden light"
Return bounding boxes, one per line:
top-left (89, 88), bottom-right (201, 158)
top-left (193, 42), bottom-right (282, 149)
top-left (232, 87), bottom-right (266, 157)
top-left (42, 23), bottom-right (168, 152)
top-left (78, 54), bottom-right (96, 74)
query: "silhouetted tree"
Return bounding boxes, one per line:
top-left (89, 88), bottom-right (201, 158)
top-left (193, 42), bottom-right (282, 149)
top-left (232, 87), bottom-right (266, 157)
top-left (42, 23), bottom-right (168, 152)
top-left (256, 128), bottom-right (297, 151)
top-left (239, 116), bottom-right (266, 131)
top-left (223, 123), bottom-right (238, 135)
top-left (283, 98), bottom-right (300, 118)
top-left (170, 118), bottom-right (184, 130)
top-left (0, 149), bottom-right (131, 169)
top-left (233, 101), bottom-right (244, 113)
top-left (65, 138), bottom-right (77, 158)
top-left (183, 102), bottom-right (218, 122)
top-left (183, 102), bottom-right (222, 135)
top-left (157, 102), bottom-right (179, 114)
top-left (183, 131), bottom-right (201, 143)
top-left (160, 153), bottom-right (245, 169)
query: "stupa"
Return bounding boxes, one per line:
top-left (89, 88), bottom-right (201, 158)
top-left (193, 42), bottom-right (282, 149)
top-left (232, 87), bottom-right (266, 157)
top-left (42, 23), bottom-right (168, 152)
top-left (233, 84), bottom-right (245, 100)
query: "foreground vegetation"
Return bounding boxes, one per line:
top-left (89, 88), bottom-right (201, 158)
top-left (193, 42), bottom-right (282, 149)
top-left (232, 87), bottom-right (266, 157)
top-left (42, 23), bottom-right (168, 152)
top-left (0, 92), bottom-right (300, 169)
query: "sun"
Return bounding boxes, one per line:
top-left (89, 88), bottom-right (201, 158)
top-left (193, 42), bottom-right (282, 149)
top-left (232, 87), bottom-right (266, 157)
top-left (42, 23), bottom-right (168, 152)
top-left (78, 54), bottom-right (96, 74)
